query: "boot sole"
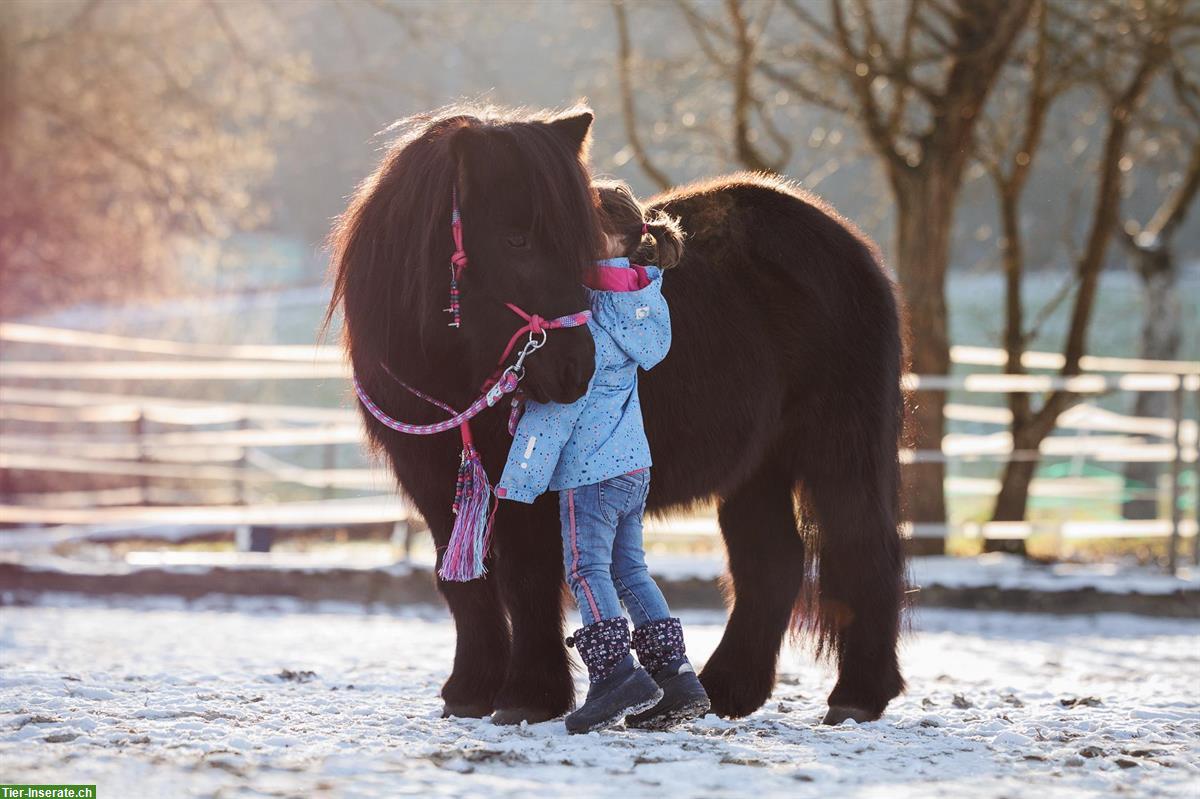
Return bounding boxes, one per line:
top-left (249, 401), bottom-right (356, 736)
top-left (567, 689), bottom-right (662, 735)
top-left (627, 695), bottom-right (711, 731)
top-left (626, 670), bottom-right (712, 730)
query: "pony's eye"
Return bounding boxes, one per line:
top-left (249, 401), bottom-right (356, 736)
top-left (505, 234), bottom-right (528, 249)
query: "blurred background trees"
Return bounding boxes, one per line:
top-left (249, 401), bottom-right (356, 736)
top-left (0, 0), bottom-right (310, 317)
top-left (644, 0), bottom-right (1036, 545)
top-left (613, 0), bottom-right (1198, 546)
top-left (1, 0), bottom-right (1197, 539)
top-left (975, 0), bottom-right (1199, 551)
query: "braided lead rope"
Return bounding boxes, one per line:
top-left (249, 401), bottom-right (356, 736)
top-left (354, 371), bottom-right (520, 436)
top-left (356, 307), bottom-right (592, 437)
top-left (379, 363), bottom-right (456, 415)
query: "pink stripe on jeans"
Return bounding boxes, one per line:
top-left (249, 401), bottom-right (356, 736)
top-left (567, 488), bottom-right (600, 621)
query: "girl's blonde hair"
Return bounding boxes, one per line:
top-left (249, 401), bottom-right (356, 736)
top-left (593, 179), bottom-right (685, 269)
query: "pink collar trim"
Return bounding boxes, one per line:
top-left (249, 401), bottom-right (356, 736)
top-left (584, 263), bottom-right (650, 292)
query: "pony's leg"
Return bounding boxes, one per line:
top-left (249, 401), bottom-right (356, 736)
top-left (701, 461), bottom-right (805, 718)
top-left (803, 471), bottom-right (905, 724)
top-left (489, 497), bottom-right (575, 725)
top-left (432, 521), bottom-right (512, 718)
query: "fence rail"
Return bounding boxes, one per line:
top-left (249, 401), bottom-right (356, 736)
top-left (1, 322), bottom-right (1196, 563)
top-left (6, 322), bottom-right (1198, 373)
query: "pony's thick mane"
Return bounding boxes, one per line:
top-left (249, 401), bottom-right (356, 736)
top-left (326, 109), bottom-right (467, 371)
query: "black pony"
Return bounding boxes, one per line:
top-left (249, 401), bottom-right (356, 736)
top-left (329, 105), bottom-right (905, 726)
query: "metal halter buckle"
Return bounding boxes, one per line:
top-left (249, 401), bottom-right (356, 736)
top-left (501, 330), bottom-right (548, 384)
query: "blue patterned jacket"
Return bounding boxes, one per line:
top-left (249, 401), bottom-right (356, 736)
top-left (496, 259), bottom-right (670, 502)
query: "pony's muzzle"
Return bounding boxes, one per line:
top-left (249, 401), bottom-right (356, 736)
top-left (558, 351), bottom-right (594, 403)
top-left (524, 340), bottom-right (594, 405)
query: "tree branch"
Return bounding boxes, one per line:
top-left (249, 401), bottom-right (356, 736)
top-left (1133, 138), bottom-right (1200, 245)
top-left (757, 60), bottom-right (856, 115)
top-left (612, 0), bottom-right (674, 190)
top-left (829, 0), bottom-right (908, 175)
top-left (673, 0), bottom-right (732, 67)
top-left (727, 0), bottom-right (789, 173)
top-left (1024, 17), bottom-right (1173, 436)
top-left (781, 0), bottom-right (836, 41)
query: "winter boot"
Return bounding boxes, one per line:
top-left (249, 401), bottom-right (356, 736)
top-left (626, 617), bottom-right (710, 730)
top-left (565, 617), bottom-right (663, 734)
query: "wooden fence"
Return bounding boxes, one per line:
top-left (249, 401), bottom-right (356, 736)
top-left (1, 321), bottom-right (1196, 566)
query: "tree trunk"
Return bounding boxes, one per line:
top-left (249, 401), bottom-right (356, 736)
top-left (894, 171), bottom-right (954, 555)
top-left (989, 410), bottom-right (1056, 540)
top-left (1123, 245), bottom-right (1182, 519)
top-left (993, 457), bottom-right (1037, 522)
top-left (984, 51), bottom-right (1160, 551)
top-left (985, 191), bottom-right (1033, 555)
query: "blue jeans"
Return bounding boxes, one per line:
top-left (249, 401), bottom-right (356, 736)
top-left (559, 469), bottom-right (672, 628)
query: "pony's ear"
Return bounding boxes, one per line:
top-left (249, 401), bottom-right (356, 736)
top-left (548, 110), bottom-right (594, 155)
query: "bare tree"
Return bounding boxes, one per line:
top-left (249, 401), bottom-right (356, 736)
top-left (628, 0), bottom-right (1035, 547)
top-left (613, 0), bottom-right (676, 190)
top-left (1121, 57), bottom-right (1200, 519)
top-left (0, 0), bottom-right (309, 317)
top-left (974, 0), bottom-right (1191, 551)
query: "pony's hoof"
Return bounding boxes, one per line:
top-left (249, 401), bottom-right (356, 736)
top-left (822, 705), bottom-right (878, 725)
top-left (699, 663), bottom-right (771, 719)
top-left (442, 702), bottom-right (493, 719)
top-left (491, 707), bottom-right (559, 726)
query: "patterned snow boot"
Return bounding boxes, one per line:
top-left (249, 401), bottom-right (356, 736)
top-left (626, 617), bottom-right (710, 730)
top-left (565, 617), bottom-right (663, 734)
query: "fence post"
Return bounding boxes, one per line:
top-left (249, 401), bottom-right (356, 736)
top-left (247, 527), bottom-right (274, 552)
top-left (1193, 377), bottom-right (1200, 567)
top-left (134, 408), bottom-right (149, 506)
top-left (0, 411), bottom-right (9, 503)
top-left (235, 416), bottom-right (249, 506)
top-left (392, 519), bottom-right (412, 562)
top-left (322, 431), bottom-right (336, 501)
top-left (236, 524), bottom-right (273, 552)
top-left (1167, 376), bottom-right (1185, 574)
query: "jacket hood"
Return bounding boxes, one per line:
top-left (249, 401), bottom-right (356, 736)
top-left (585, 265), bottom-right (669, 371)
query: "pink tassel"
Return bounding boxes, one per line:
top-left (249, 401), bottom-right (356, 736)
top-left (439, 442), bottom-right (496, 582)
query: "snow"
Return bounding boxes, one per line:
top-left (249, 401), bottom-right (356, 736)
top-left (8, 550), bottom-right (1195, 603)
top-left (1, 597), bottom-right (1197, 798)
top-left (648, 552), bottom-right (1200, 596)
top-left (910, 554), bottom-right (1200, 596)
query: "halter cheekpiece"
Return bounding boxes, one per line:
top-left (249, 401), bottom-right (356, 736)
top-left (446, 189), bottom-right (467, 328)
top-left (353, 188), bottom-right (591, 582)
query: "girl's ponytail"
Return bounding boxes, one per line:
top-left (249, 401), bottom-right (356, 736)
top-left (638, 208), bottom-right (685, 270)
top-left (594, 177), bottom-right (686, 268)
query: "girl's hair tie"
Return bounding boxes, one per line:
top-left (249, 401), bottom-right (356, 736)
top-left (641, 222), bottom-right (649, 236)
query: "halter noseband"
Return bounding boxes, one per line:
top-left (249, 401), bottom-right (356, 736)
top-left (353, 189), bottom-right (591, 583)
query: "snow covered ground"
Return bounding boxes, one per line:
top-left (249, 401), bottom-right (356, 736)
top-left (647, 552), bottom-right (1200, 595)
top-left (1, 596), bottom-right (1197, 798)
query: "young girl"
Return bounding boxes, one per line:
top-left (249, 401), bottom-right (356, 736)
top-left (496, 180), bottom-right (709, 734)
